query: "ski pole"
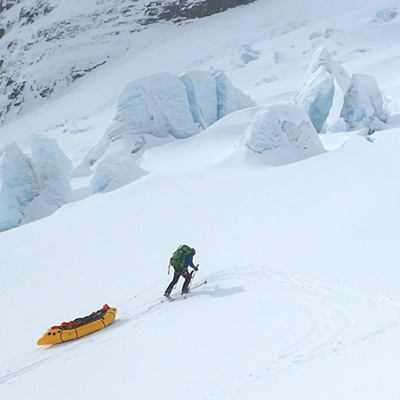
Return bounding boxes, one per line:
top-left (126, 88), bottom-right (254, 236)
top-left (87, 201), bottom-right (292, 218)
top-left (188, 270), bottom-right (196, 292)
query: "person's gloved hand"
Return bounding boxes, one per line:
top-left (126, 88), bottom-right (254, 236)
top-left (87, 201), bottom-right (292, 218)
top-left (193, 264), bottom-right (199, 271)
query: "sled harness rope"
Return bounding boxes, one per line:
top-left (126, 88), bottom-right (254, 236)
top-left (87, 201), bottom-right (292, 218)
top-left (117, 276), bottom-right (169, 307)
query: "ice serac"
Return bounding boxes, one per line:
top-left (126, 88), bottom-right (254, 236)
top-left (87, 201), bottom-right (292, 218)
top-left (340, 73), bottom-right (388, 132)
top-left (242, 104), bottom-right (325, 166)
top-left (298, 48), bottom-right (352, 133)
top-left (306, 47), bottom-right (350, 92)
top-left (0, 138), bottom-right (73, 232)
top-left (76, 70), bottom-right (255, 194)
top-left (215, 73), bottom-right (255, 119)
top-left (0, 144), bottom-right (40, 231)
top-left (111, 72), bottom-right (199, 140)
top-left (298, 66), bottom-right (335, 133)
top-left (179, 71), bottom-right (218, 129)
top-left (80, 72), bottom-right (198, 194)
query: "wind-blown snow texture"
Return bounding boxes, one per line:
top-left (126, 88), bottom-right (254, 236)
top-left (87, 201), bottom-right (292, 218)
top-left (1, 0), bottom-right (400, 399)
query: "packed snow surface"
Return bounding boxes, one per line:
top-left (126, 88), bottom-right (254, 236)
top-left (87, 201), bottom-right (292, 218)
top-left (1, 0), bottom-right (400, 399)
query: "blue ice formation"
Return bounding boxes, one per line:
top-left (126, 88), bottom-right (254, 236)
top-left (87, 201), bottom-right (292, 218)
top-left (76, 70), bottom-right (255, 193)
top-left (371, 8), bottom-right (398, 23)
top-left (340, 73), bottom-right (388, 132)
top-left (179, 70), bottom-right (218, 129)
top-left (298, 47), bottom-right (352, 133)
top-left (0, 144), bottom-right (40, 231)
top-left (0, 137), bottom-right (72, 232)
top-left (215, 73), bottom-right (255, 120)
top-left (243, 104), bottom-right (325, 165)
top-left (298, 66), bottom-right (335, 133)
top-left (113, 72), bottom-right (199, 140)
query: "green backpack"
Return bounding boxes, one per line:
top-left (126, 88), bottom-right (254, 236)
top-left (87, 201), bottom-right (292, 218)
top-left (170, 245), bottom-right (193, 271)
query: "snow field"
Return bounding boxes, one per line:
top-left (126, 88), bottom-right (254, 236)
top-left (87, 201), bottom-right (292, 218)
top-left (1, 122), bottom-right (400, 399)
top-left (2, 264), bottom-right (400, 398)
top-left (1, 0), bottom-right (400, 398)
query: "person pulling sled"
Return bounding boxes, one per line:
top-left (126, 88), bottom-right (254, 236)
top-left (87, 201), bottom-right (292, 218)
top-left (164, 245), bottom-right (198, 299)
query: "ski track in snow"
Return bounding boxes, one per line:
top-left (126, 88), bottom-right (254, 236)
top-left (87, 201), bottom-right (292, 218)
top-left (1, 266), bottom-right (400, 388)
top-left (264, 270), bottom-right (400, 375)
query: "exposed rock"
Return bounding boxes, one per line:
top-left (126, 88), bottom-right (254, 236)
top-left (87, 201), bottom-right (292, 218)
top-left (0, 0), bottom-right (259, 125)
top-left (144, 0), bottom-right (257, 24)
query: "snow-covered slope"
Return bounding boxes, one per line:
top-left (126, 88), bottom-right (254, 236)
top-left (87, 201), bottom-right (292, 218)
top-left (1, 0), bottom-right (400, 399)
top-left (0, 0), bottom-right (257, 124)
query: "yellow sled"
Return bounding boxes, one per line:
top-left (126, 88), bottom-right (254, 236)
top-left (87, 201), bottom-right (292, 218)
top-left (37, 305), bottom-right (117, 345)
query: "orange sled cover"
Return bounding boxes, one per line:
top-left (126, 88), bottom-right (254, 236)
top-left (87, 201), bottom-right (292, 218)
top-left (37, 305), bottom-right (117, 345)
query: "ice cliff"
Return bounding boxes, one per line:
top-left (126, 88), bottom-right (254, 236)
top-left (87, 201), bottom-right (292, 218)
top-left (75, 70), bottom-right (254, 193)
top-left (0, 137), bottom-right (72, 231)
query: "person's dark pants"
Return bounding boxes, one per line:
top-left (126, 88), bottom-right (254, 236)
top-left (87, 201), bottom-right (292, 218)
top-left (165, 268), bottom-right (192, 295)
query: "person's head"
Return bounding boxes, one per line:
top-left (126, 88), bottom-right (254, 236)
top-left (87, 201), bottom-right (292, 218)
top-left (191, 248), bottom-right (196, 255)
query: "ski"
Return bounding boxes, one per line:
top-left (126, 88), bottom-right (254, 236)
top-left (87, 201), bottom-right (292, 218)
top-left (148, 280), bottom-right (207, 309)
top-left (190, 279), bottom-right (208, 290)
top-left (161, 296), bottom-right (175, 303)
top-left (148, 297), bottom-right (174, 310)
top-left (184, 280), bottom-right (207, 298)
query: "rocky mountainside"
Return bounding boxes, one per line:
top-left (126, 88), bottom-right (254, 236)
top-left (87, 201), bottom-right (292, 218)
top-left (0, 0), bottom-right (256, 125)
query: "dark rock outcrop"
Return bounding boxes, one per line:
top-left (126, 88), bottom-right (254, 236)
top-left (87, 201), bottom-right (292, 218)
top-left (144, 0), bottom-right (257, 23)
top-left (0, 0), bottom-right (258, 125)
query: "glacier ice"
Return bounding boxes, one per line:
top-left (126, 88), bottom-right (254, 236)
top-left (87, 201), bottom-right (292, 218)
top-left (306, 47), bottom-right (350, 92)
top-left (215, 73), bottom-right (255, 119)
top-left (303, 51), bottom-right (390, 133)
top-left (179, 70), bottom-right (255, 130)
top-left (30, 136), bottom-right (73, 208)
top-left (298, 66), bottom-right (335, 133)
top-left (0, 137), bottom-right (73, 232)
top-left (340, 73), bottom-right (388, 132)
top-left (240, 44), bottom-right (260, 65)
top-left (241, 104), bottom-right (325, 166)
top-left (325, 118), bottom-right (347, 133)
top-left (307, 47), bottom-right (333, 75)
top-left (371, 8), bottom-right (398, 23)
top-left (179, 70), bottom-right (218, 130)
top-left (0, 144), bottom-right (40, 231)
top-left (112, 72), bottom-right (199, 140)
top-left (298, 47), bottom-right (351, 133)
top-left (76, 70), bottom-right (255, 193)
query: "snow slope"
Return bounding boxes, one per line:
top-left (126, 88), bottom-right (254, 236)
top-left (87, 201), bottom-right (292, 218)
top-left (1, 0), bottom-right (400, 399)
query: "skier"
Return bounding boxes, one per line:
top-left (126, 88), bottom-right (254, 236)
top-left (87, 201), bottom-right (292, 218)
top-left (164, 245), bottom-right (198, 299)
